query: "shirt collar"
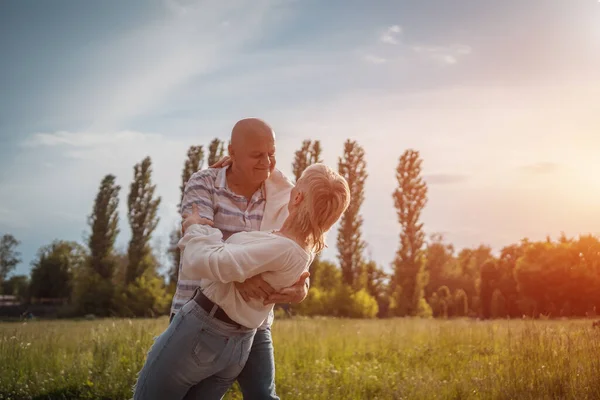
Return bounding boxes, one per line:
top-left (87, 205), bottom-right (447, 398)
top-left (215, 166), bottom-right (228, 189)
top-left (217, 165), bottom-right (266, 202)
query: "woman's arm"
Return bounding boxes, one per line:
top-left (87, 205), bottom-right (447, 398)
top-left (179, 224), bottom-right (295, 283)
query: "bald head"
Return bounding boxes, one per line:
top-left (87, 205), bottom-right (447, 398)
top-left (230, 118), bottom-right (275, 151)
top-left (228, 118), bottom-right (277, 186)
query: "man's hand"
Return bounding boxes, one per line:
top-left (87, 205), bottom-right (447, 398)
top-left (210, 155), bottom-right (231, 169)
top-left (182, 203), bottom-right (214, 234)
top-left (263, 271), bottom-right (310, 305)
top-left (235, 274), bottom-right (276, 302)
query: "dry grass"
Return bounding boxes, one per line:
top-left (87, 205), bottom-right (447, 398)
top-left (1, 317), bottom-right (599, 399)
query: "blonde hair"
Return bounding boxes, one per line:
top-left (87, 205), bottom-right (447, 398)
top-left (288, 163), bottom-right (351, 253)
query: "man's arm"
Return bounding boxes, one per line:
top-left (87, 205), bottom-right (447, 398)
top-left (180, 172), bottom-right (215, 234)
top-left (181, 168), bottom-right (276, 300)
top-left (263, 273), bottom-right (310, 305)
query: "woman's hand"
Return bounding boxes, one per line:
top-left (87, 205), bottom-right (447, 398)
top-left (182, 203), bottom-right (214, 233)
top-left (209, 155), bottom-right (231, 169)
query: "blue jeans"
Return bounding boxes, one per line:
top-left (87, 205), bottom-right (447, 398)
top-left (187, 327), bottom-right (280, 400)
top-left (133, 300), bottom-right (255, 400)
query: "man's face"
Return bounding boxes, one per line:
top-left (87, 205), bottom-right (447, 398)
top-left (231, 132), bottom-right (276, 184)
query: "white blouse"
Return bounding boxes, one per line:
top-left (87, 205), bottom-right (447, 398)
top-left (179, 224), bottom-right (312, 329)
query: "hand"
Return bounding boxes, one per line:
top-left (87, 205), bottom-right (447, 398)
top-left (210, 156), bottom-right (231, 169)
top-left (263, 271), bottom-right (310, 305)
top-left (235, 274), bottom-right (276, 302)
top-left (182, 203), bottom-right (214, 233)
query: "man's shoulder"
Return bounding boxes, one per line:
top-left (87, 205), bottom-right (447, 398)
top-left (187, 168), bottom-right (221, 186)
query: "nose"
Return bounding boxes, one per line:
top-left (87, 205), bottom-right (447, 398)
top-left (259, 154), bottom-right (271, 167)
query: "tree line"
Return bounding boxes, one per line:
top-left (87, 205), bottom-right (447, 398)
top-left (1, 137), bottom-right (599, 319)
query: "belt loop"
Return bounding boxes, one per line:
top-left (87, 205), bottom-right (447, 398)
top-left (209, 303), bottom-right (219, 317)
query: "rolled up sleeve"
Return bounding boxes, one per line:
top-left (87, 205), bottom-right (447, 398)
top-left (180, 173), bottom-right (215, 221)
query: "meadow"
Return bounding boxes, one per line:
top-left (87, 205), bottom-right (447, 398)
top-left (1, 317), bottom-right (599, 399)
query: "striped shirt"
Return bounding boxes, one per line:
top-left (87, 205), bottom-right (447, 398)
top-left (170, 166), bottom-right (267, 318)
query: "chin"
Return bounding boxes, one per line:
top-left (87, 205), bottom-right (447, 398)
top-left (255, 169), bottom-right (271, 181)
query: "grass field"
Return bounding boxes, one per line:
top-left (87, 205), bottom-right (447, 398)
top-left (1, 317), bottom-right (600, 399)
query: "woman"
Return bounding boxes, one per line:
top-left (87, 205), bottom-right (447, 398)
top-left (133, 164), bottom-right (350, 400)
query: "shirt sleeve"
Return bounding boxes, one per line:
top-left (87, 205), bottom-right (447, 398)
top-left (179, 224), bottom-right (297, 283)
top-left (180, 172), bottom-right (215, 221)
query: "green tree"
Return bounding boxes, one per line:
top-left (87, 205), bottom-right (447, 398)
top-left (168, 145), bottom-right (205, 286)
top-left (496, 241), bottom-right (528, 318)
top-left (72, 267), bottom-right (116, 316)
top-left (330, 285), bottom-right (379, 318)
top-left (365, 260), bottom-right (387, 300)
top-left (115, 261), bottom-right (171, 317)
top-left (88, 174), bottom-right (120, 280)
top-left (293, 286), bottom-right (328, 316)
top-left (30, 241), bottom-right (87, 301)
top-left (207, 138), bottom-right (225, 166)
top-left (424, 233), bottom-right (455, 299)
top-left (454, 245), bottom-right (492, 309)
top-left (479, 259), bottom-right (498, 319)
top-left (513, 236), bottom-right (599, 318)
top-left (0, 234), bottom-right (21, 283)
top-left (309, 259), bottom-right (341, 290)
top-left (491, 289), bottom-right (507, 318)
top-left (127, 157), bottom-right (161, 284)
top-left (2, 275), bottom-right (29, 300)
top-left (364, 260), bottom-right (389, 315)
top-left (337, 140), bottom-right (368, 290)
top-left (390, 150), bottom-right (428, 316)
top-left (295, 259), bottom-right (341, 317)
top-left (292, 139), bottom-right (323, 182)
top-left (428, 292), bottom-right (441, 317)
top-left (437, 286), bottom-right (452, 318)
top-left (454, 289), bottom-right (469, 317)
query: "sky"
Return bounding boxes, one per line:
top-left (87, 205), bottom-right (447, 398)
top-left (1, 0), bottom-right (600, 278)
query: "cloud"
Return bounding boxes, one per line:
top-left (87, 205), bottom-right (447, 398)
top-left (371, 24), bottom-right (471, 66)
top-left (519, 162), bottom-right (561, 174)
top-left (424, 173), bottom-right (470, 185)
top-left (363, 54), bottom-right (386, 64)
top-left (380, 25), bottom-right (402, 45)
top-left (50, 0), bottom-right (283, 131)
top-left (412, 44), bottom-right (472, 65)
top-left (12, 129), bottom-right (191, 263)
top-left (23, 131), bottom-right (161, 148)
top-left (0, 206), bottom-right (29, 229)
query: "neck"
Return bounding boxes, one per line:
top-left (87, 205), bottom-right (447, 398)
top-left (279, 218), bottom-right (312, 251)
top-left (226, 166), bottom-right (262, 199)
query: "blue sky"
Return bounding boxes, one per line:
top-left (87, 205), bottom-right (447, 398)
top-left (2, 0), bottom-right (600, 277)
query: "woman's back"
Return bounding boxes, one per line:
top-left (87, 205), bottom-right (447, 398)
top-left (197, 230), bottom-right (312, 329)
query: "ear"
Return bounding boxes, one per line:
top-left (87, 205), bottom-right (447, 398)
top-left (293, 190), bottom-right (304, 206)
top-left (228, 144), bottom-right (234, 158)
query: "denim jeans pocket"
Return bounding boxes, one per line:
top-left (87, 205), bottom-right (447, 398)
top-left (192, 327), bottom-right (228, 367)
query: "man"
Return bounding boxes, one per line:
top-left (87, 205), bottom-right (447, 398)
top-left (170, 118), bottom-right (309, 399)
